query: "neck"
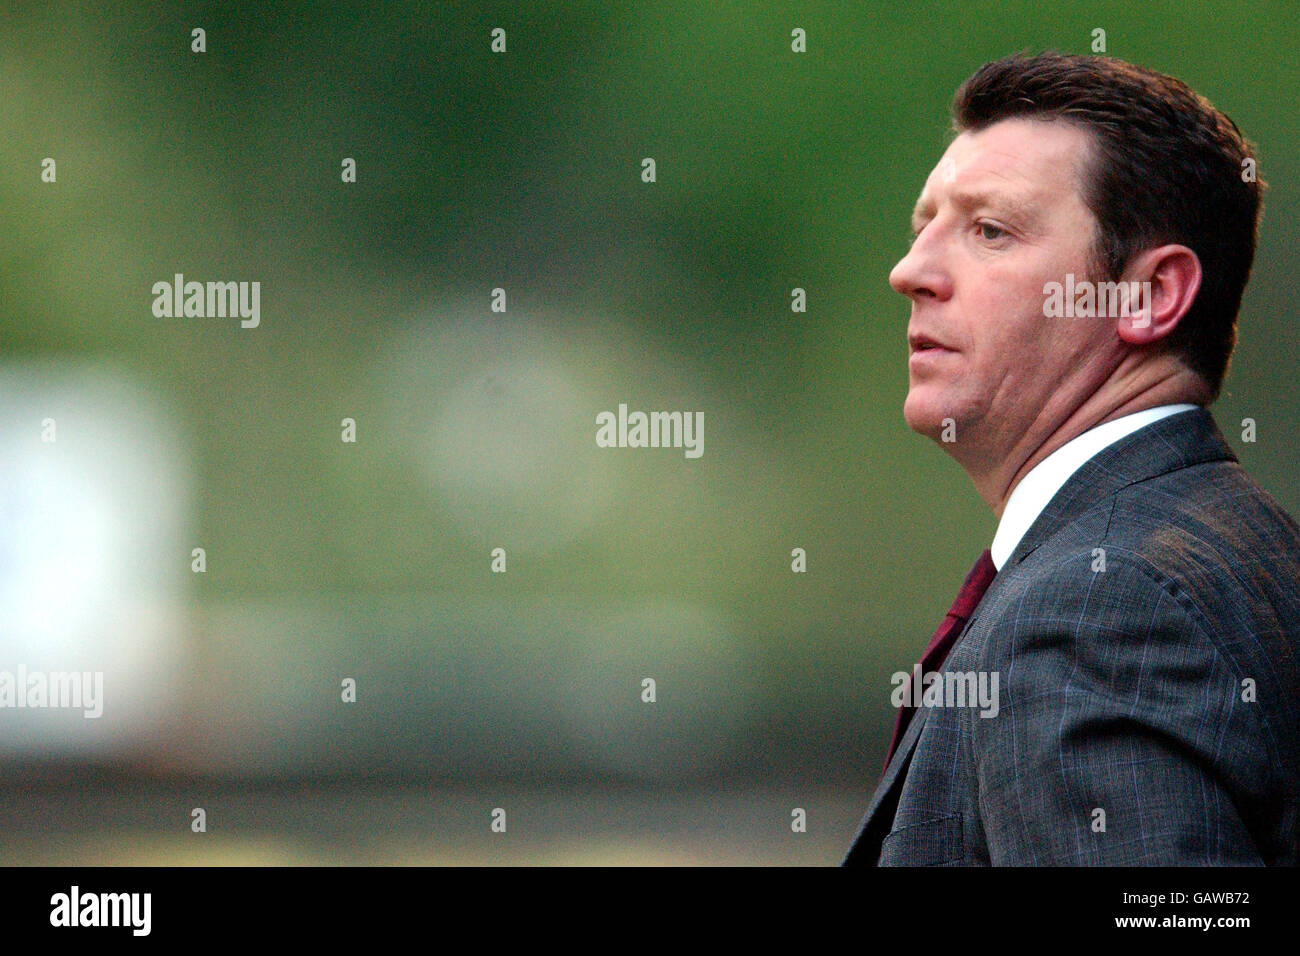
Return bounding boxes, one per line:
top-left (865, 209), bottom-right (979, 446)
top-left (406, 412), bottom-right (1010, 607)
top-left (966, 357), bottom-right (1211, 518)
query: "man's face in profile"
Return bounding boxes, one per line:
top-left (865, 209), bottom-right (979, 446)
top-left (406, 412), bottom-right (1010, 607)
top-left (891, 118), bottom-right (1116, 458)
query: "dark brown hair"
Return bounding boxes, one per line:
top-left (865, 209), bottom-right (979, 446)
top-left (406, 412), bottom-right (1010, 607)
top-left (953, 52), bottom-right (1263, 398)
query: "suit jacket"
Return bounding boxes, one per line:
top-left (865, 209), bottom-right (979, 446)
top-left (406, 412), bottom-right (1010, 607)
top-left (844, 407), bottom-right (1300, 865)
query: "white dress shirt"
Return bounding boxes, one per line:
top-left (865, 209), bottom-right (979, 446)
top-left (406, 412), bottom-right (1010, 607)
top-left (989, 404), bottom-right (1200, 570)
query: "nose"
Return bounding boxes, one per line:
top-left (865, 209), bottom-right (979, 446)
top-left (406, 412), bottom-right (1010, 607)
top-left (889, 227), bottom-right (952, 302)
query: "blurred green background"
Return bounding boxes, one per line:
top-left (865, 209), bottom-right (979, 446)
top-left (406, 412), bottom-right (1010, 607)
top-left (2, 0), bottom-right (1297, 864)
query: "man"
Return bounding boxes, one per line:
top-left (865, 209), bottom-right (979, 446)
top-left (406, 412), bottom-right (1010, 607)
top-left (844, 52), bottom-right (1300, 865)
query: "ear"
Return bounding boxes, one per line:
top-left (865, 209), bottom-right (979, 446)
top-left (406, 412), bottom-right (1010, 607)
top-left (1115, 244), bottom-right (1201, 346)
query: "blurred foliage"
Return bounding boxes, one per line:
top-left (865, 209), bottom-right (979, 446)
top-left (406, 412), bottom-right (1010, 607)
top-left (1, 0), bottom-right (1297, 792)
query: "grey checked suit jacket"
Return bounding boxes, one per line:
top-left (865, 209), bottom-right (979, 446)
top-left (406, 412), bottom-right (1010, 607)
top-left (844, 407), bottom-right (1300, 865)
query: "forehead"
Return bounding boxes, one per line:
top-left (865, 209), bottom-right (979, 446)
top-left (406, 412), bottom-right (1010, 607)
top-left (913, 117), bottom-right (1094, 222)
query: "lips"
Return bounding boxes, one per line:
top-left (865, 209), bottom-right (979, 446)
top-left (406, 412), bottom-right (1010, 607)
top-left (908, 332), bottom-right (955, 353)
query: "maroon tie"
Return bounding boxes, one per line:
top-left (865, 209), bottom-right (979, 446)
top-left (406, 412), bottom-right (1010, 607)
top-left (883, 548), bottom-right (997, 768)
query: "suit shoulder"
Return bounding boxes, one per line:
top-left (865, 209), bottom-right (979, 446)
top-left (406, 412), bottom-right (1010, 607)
top-left (974, 457), bottom-right (1300, 772)
top-left (1109, 458), bottom-right (1300, 568)
top-left (1101, 460), bottom-right (1300, 629)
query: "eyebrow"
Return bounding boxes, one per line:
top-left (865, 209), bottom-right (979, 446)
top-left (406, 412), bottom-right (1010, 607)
top-left (910, 187), bottom-right (1041, 234)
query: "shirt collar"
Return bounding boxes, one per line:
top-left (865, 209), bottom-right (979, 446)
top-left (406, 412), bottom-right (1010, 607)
top-left (989, 404), bottom-right (1199, 571)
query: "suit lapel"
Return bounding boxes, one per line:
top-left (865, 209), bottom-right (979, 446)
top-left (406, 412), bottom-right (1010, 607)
top-left (844, 560), bottom-right (1023, 864)
top-left (842, 700), bottom-right (931, 864)
top-left (865, 698), bottom-right (931, 819)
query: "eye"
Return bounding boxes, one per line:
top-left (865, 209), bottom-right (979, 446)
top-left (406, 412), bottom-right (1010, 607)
top-left (977, 221), bottom-right (1008, 241)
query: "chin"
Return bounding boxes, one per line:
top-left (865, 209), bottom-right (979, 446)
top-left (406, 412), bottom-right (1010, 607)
top-left (902, 392), bottom-right (946, 439)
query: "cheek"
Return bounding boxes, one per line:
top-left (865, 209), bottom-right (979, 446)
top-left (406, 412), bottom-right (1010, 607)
top-left (995, 260), bottom-right (1074, 337)
top-left (966, 279), bottom-right (1049, 359)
